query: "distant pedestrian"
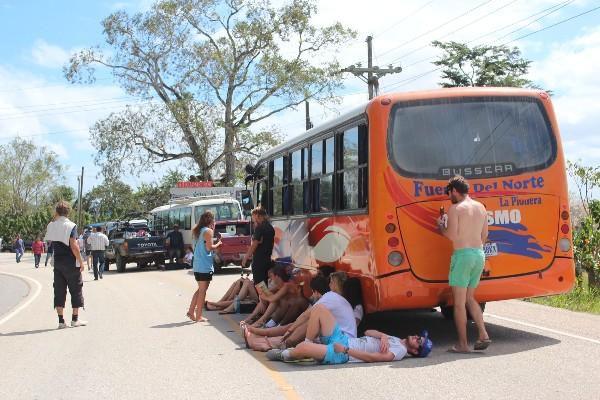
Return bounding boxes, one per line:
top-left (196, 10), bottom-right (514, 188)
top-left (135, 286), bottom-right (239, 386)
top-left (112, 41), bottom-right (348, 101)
top-left (13, 234), bottom-right (24, 263)
top-left (44, 240), bottom-right (53, 267)
top-left (438, 176), bottom-right (491, 353)
top-left (77, 232), bottom-right (88, 270)
top-left (44, 201), bottom-right (87, 329)
top-left (187, 211), bottom-right (221, 322)
top-left (166, 224), bottom-right (184, 264)
top-left (241, 207), bottom-right (275, 286)
top-left (83, 228), bottom-right (92, 271)
top-left (87, 226), bottom-right (109, 280)
top-left (32, 237), bottom-right (45, 268)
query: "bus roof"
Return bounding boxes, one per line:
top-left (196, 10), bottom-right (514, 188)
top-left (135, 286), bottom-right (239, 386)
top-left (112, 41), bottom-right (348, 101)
top-left (256, 87), bottom-right (546, 165)
top-left (149, 198), bottom-right (240, 214)
top-left (258, 103), bottom-right (368, 162)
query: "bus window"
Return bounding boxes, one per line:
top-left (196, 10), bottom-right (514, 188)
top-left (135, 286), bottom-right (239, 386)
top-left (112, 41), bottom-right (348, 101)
top-left (182, 207), bottom-right (192, 230)
top-left (291, 149), bottom-right (303, 214)
top-left (325, 136), bottom-right (335, 174)
top-left (338, 125), bottom-right (368, 210)
top-left (311, 141), bottom-right (323, 176)
top-left (388, 97), bottom-right (555, 179)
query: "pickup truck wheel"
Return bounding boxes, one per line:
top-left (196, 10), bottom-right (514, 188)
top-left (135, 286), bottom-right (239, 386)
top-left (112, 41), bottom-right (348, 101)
top-left (116, 253), bottom-right (126, 273)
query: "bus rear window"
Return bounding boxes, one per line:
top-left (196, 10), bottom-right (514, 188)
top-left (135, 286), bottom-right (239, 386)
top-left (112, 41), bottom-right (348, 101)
top-left (388, 96), bottom-right (556, 179)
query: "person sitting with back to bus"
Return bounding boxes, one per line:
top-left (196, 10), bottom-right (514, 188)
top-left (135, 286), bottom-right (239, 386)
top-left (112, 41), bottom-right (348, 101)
top-left (267, 305), bottom-right (433, 364)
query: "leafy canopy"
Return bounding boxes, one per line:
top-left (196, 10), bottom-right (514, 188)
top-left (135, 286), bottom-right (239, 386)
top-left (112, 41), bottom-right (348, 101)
top-left (432, 41), bottom-right (540, 89)
top-left (65, 0), bottom-right (355, 184)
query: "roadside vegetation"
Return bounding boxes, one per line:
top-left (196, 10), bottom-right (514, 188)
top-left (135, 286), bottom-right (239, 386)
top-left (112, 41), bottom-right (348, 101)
top-left (527, 274), bottom-right (600, 315)
top-left (526, 161), bottom-right (600, 315)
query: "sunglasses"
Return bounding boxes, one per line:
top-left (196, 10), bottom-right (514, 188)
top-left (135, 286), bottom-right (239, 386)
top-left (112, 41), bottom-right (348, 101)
top-left (414, 335), bottom-right (424, 352)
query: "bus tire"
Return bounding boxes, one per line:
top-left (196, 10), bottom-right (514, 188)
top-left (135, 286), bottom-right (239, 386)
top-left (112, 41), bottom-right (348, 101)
top-left (440, 302), bottom-right (486, 320)
top-left (116, 253), bottom-right (126, 273)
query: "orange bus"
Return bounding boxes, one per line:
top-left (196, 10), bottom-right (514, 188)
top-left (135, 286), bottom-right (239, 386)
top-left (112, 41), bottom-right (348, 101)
top-left (245, 87), bottom-right (575, 316)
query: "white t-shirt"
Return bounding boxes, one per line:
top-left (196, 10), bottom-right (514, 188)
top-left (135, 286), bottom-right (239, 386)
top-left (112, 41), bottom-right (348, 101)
top-left (353, 304), bottom-right (364, 323)
top-left (315, 291), bottom-right (357, 338)
top-left (347, 335), bottom-right (407, 363)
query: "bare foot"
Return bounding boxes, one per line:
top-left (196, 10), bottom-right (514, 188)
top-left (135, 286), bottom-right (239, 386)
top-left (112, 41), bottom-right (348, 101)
top-left (186, 312), bottom-right (196, 322)
top-left (196, 316), bottom-right (209, 322)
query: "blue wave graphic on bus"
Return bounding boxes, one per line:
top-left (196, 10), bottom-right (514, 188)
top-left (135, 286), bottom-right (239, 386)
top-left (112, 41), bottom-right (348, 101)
top-left (488, 227), bottom-right (551, 259)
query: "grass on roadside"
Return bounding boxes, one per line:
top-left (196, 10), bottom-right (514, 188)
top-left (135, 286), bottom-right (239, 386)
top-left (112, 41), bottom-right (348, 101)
top-left (525, 274), bottom-right (600, 315)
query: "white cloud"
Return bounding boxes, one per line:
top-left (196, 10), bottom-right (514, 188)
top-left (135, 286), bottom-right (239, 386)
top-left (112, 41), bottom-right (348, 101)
top-left (30, 39), bottom-right (72, 68)
top-left (530, 26), bottom-right (600, 165)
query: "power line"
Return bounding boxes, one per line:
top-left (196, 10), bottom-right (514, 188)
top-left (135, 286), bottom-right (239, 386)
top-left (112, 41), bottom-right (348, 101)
top-left (0, 98), bottom-right (135, 119)
top-left (382, 3), bottom-right (600, 91)
top-left (0, 77), bottom-right (114, 93)
top-left (372, 0), bottom-right (437, 39)
top-left (383, 0), bottom-right (520, 66)
top-left (384, 0), bottom-right (575, 74)
top-left (0, 96), bottom-right (132, 112)
top-left (375, 0), bottom-right (494, 60)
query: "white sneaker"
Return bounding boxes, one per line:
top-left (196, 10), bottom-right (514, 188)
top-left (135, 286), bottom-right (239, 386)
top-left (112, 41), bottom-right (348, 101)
top-left (71, 320), bottom-right (87, 327)
top-left (58, 322), bottom-right (67, 329)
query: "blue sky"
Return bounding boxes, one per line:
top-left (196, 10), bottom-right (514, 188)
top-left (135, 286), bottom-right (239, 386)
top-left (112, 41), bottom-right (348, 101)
top-left (0, 0), bottom-right (599, 196)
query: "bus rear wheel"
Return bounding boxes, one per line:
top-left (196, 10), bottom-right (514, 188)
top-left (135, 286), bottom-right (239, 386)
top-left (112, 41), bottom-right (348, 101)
top-left (440, 302), bottom-right (486, 320)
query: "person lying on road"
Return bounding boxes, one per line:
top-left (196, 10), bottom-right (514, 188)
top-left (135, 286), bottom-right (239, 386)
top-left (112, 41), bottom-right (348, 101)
top-left (267, 305), bottom-right (433, 364)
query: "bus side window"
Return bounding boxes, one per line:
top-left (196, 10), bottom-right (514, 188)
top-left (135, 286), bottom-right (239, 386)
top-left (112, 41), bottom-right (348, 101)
top-left (338, 124), bottom-right (368, 210)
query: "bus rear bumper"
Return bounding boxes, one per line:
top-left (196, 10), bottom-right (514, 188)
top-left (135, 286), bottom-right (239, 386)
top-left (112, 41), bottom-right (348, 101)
top-left (373, 257), bottom-right (575, 312)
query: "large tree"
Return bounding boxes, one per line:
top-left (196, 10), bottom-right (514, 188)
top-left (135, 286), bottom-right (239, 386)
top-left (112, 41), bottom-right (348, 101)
top-left (65, 0), bottom-right (355, 184)
top-left (0, 138), bottom-right (63, 215)
top-left (431, 41), bottom-right (540, 89)
top-left (83, 179), bottom-right (137, 221)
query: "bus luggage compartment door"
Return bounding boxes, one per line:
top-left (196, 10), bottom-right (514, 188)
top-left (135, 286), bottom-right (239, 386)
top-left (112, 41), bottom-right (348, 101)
top-left (396, 194), bottom-right (559, 282)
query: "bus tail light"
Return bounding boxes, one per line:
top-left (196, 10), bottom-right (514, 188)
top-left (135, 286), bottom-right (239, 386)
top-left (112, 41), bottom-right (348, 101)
top-left (388, 251), bottom-right (404, 266)
top-left (559, 238), bottom-right (571, 252)
top-left (560, 224), bottom-right (570, 234)
top-left (385, 223), bottom-right (396, 233)
top-left (561, 210), bottom-right (569, 220)
top-left (388, 237), bottom-right (399, 247)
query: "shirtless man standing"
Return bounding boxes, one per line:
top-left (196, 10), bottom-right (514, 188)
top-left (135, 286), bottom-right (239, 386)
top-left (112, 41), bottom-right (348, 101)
top-left (438, 175), bottom-right (491, 353)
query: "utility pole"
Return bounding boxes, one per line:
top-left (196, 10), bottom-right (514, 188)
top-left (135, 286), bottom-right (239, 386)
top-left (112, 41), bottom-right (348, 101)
top-left (341, 36), bottom-right (402, 100)
top-left (77, 167), bottom-right (84, 229)
top-left (305, 101), bottom-right (313, 131)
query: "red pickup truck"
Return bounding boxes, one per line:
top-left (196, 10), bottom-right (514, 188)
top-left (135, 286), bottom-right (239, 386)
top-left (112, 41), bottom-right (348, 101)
top-left (213, 219), bottom-right (252, 271)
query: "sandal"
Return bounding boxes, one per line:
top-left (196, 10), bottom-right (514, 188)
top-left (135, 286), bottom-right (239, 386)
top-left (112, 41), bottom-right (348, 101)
top-left (473, 339), bottom-right (492, 351)
top-left (197, 316), bottom-right (209, 322)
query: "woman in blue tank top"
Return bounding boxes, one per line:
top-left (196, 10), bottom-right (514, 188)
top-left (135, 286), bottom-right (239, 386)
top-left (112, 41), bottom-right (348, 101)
top-left (186, 211), bottom-right (222, 322)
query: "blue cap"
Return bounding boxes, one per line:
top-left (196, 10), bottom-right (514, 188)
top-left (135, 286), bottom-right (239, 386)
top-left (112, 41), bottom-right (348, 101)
top-left (418, 330), bottom-right (433, 357)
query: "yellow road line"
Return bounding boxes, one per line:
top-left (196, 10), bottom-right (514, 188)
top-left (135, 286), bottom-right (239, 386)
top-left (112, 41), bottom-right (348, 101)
top-left (222, 314), bottom-right (302, 400)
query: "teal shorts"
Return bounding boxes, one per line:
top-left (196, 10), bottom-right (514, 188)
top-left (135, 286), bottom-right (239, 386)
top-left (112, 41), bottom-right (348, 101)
top-left (321, 324), bottom-right (349, 365)
top-left (449, 248), bottom-right (485, 288)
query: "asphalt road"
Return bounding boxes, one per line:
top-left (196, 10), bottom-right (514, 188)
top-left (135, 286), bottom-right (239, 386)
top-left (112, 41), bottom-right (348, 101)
top-left (1, 253), bottom-right (599, 400)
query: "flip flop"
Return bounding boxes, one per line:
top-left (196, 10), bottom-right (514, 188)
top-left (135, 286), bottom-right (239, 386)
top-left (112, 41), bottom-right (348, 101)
top-left (447, 346), bottom-right (473, 354)
top-left (474, 339), bottom-right (492, 351)
top-left (197, 317), bottom-right (209, 322)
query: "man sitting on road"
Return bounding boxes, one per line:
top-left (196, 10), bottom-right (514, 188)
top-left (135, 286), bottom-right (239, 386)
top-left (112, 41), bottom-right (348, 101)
top-left (267, 305), bottom-right (433, 364)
